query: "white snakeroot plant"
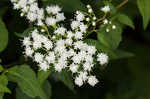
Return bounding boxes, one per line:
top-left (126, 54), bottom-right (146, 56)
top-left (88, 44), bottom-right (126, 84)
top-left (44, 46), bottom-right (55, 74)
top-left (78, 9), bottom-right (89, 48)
top-left (10, 0), bottom-right (113, 87)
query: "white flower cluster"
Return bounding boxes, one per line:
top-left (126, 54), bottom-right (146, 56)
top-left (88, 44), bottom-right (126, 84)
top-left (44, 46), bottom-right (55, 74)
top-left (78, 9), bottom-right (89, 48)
top-left (11, 0), bottom-right (109, 87)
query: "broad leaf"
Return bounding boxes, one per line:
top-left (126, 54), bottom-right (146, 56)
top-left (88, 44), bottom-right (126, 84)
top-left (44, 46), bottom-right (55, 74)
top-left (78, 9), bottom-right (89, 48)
top-left (0, 18), bottom-right (8, 52)
top-left (7, 65), bottom-right (47, 99)
top-left (37, 69), bottom-right (53, 85)
top-left (117, 14), bottom-right (135, 29)
top-left (137, 0), bottom-right (150, 29)
top-left (16, 87), bottom-right (33, 99)
top-left (97, 24), bottom-right (122, 50)
top-left (55, 70), bottom-right (74, 91)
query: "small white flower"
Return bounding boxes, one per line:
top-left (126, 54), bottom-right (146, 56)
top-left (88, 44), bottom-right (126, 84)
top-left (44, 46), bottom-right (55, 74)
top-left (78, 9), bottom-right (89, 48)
top-left (56, 13), bottom-right (66, 21)
top-left (87, 46), bottom-right (96, 55)
top-left (45, 17), bottom-right (57, 26)
top-left (46, 5), bottom-right (61, 14)
top-left (88, 76), bottom-right (99, 86)
top-left (45, 52), bottom-right (55, 64)
top-left (54, 27), bottom-right (66, 35)
top-left (39, 61), bottom-right (49, 71)
top-left (97, 53), bottom-right (109, 65)
top-left (23, 37), bottom-right (31, 47)
top-left (34, 53), bottom-right (44, 63)
top-left (33, 41), bottom-right (42, 49)
top-left (79, 72), bottom-right (88, 82)
top-left (79, 23), bottom-right (87, 33)
top-left (27, 12), bottom-right (37, 22)
top-left (67, 31), bottom-right (74, 39)
top-left (76, 11), bottom-right (85, 21)
top-left (75, 76), bottom-right (83, 87)
top-left (101, 5), bottom-right (110, 13)
top-left (71, 21), bottom-right (80, 30)
top-left (75, 31), bottom-right (83, 39)
top-left (25, 47), bottom-right (34, 57)
top-left (43, 40), bottom-right (53, 50)
top-left (70, 63), bottom-right (78, 73)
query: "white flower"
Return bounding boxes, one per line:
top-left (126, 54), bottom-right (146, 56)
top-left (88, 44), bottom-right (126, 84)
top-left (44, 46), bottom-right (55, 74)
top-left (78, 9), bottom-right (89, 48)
top-left (88, 76), bottom-right (99, 86)
top-left (101, 5), bottom-right (110, 13)
top-left (25, 47), bottom-right (34, 57)
top-left (70, 63), bottom-right (79, 73)
top-left (97, 53), bottom-right (109, 65)
top-left (86, 17), bottom-right (90, 22)
top-left (45, 52), bottom-right (55, 64)
top-left (27, 12), bottom-right (37, 22)
top-left (67, 31), bottom-right (74, 39)
top-left (76, 11), bottom-right (85, 21)
top-left (43, 40), bottom-right (53, 50)
top-left (54, 63), bottom-right (64, 72)
top-left (23, 37), bottom-right (31, 47)
top-left (93, 16), bottom-right (96, 20)
top-left (34, 53), bottom-right (44, 63)
top-left (56, 13), bottom-right (66, 21)
top-left (106, 28), bottom-right (110, 32)
top-left (75, 76), bottom-right (83, 87)
top-left (45, 17), bottom-right (57, 26)
top-left (72, 54), bottom-right (82, 64)
top-left (33, 41), bottom-right (42, 49)
top-left (65, 39), bottom-right (73, 45)
top-left (79, 23), bottom-right (87, 33)
top-left (39, 61), bottom-right (49, 71)
top-left (46, 5), bottom-right (61, 14)
top-left (92, 21), bottom-right (96, 26)
top-left (83, 62), bottom-right (93, 71)
top-left (71, 21), bottom-right (80, 30)
top-left (79, 72), bottom-right (88, 82)
top-left (87, 46), bottom-right (96, 55)
top-left (74, 31), bottom-right (83, 39)
top-left (54, 27), bottom-right (66, 35)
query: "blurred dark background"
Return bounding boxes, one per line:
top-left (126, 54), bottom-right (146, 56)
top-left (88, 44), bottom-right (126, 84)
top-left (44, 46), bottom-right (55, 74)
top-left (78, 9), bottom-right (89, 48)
top-left (1, 0), bottom-right (150, 99)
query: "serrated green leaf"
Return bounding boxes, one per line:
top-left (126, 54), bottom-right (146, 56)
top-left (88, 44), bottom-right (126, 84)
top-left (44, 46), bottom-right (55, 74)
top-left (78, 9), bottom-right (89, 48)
top-left (56, 70), bottom-right (74, 91)
top-left (137, 0), bottom-right (150, 29)
top-left (117, 14), bottom-right (135, 29)
top-left (43, 0), bottom-right (86, 13)
top-left (0, 65), bottom-right (4, 72)
top-left (7, 65), bottom-right (47, 99)
top-left (37, 69), bottom-right (53, 85)
top-left (97, 24), bottom-right (122, 50)
top-left (0, 18), bottom-right (8, 52)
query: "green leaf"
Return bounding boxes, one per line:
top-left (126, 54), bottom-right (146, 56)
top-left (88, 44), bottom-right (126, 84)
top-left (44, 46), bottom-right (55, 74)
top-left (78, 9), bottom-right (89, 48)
top-left (7, 65), bottom-right (47, 99)
top-left (0, 74), bottom-right (11, 94)
top-left (0, 93), bottom-right (4, 99)
top-left (55, 70), bottom-right (74, 91)
top-left (43, 0), bottom-right (86, 12)
top-left (14, 27), bottom-right (34, 38)
top-left (117, 14), bottom-right (135, 29)
top-left (37, 69), bottom-right (53, 85)
top-left (114, 50), bottom-right (134, 59)
top-left (42, 80), bottom-right (52, 99)
top-left (0, 65), bottom-right (4, 72)
top-left (84, 39), bottom-right (117, 59)
top-left (16, 87), bottom-right (33, 99)
top-left (137, 0), bottom-right (150, 29)
top-left (97, 24), bottom-right (122, 50)
top-left (0, 18), bottom-right (8, 52)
